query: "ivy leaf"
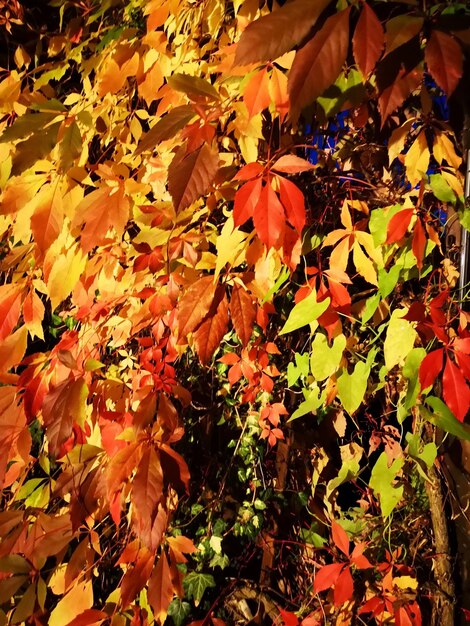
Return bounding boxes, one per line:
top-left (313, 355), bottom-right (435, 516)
top-left (425, 30), bottom-right (463, 97)
top-left (168, 599), bottom-right (191, 626)
top-left (168, 143), bottom-right (219, 213)
top-left (369, 452), bottom-right (404, 518)
top-left (183, 572), bottom-right (215, 607)
top-left (280, 291), bottom-right (330, 335)
top-left (234, 0), bottom-right (331, 66)
top-left (353, 3), bottom-right (384, 77)
top-left (336, 361), bottom-right (370, 414)
top-left (289, 8), bottom-right (351, 121)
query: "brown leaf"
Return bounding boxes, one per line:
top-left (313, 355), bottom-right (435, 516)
top-left (288, 8), bottom-right (351, 121)
top-left (378, 67), bottom-right (422, 126)
top-left (234, 0), bottom-right (331, 66)
top-left (132, 446), bottom-right (164, 541)
top-left (353, 4), bottom-right (384, 77)
top-left (425, 30), bottom-right (463, 97)
top-left (120, 548), bottom-right (154, 609)
top-left (148, 552), bottom-right (174, 624)
top-left (178, 275), bottom-right (217, 339)
top-left (230, 284), bottom-right (256, 347)
top-left (135, 105), bottom-right (196, 155)
top-left (168, 143), bottom-right (219, 213)
top-left (193, 286), bottom-right (229, 364)
top-left (384, 15), bottom-right (423, 57)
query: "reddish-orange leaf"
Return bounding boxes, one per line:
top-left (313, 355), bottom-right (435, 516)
top-left (22, 289), bottom-right (45, 340)
top-left (230, 284), bottom-right (256, 347)
top-left (412, 218), bottom-right (426, 270)
top-left (30, 183), bottom-right (63, 255)
top-left (120, 548), bottom-right (154, 609)
top-left (331, 521), bottom-right (350, 557)
top-left (234, 162), bottom-right (264, 181)
top-left (193, 286), bottom-right (229, 364)
top-left (243, 68), bottom-right (271, 118)
top-left (279, 609), bottom-right (299, 626)
top-left (132, 446), bottom-right (164, 539)
top-left (167, 535), bottom-right (197, 563)
top-left (353, 4), bottom-right (384, 77)
top-left (454, 338), bottom-right (470, 355)
top-left (313, 562), bottom-right (344, 593)
top-left (288, 8), bottom-right (350, 121)
top-left (233, 178), bottom-right (263, 227)
top-left (277, 176), bottom-right (306, 234)
top-left (41, 377), bottom-right (88, 456)
top-left (66, 609), bottom-right (108, 626)
top-left (168, 143), bottom-right (219, 213)
top-left (442, 357), bottom-right (470, 422)
top-left (333, 565), bottom-right (354, 606)
top-left (148, 552), bottom-right (174, 623)
top-left (271, 155), bottom-right (315, 174)
top-left (253, 182), bottom-right (285, 248)
top-left (234, 0), bottom-right (331, 66)
top-left (178, 275), bottom-right (217, 339)
top-left (419, 348), bottom-right (444, 390)
top-left (160, 443), bottom-right (190, 492)
top-left (384, 15), bottom-right (423, 57)
top-left (107, 442), bottom-right (143, 501)
top-left (350, 543), bottom-right (373, 569)
top-left (0, 284), bottom-right (23, 342)
top-left (385, 208), bottom-right (414, 244)
top-left (378, 68), bottom-right (422, 127)
top-left (425, 30), bottom-right (463, 97)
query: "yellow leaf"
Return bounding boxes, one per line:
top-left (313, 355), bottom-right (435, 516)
top-left (394, 575), bottom-right (418, 590)
top-left (46, 242), bottom-right (86, 310)
top-left (384, 308), bottom-right (417, 370)
top-left (388, 119), bottom-right (414, 164)
top-left (433, 131), bottom-right (461, 169)
top-left (215, 216), bottom-right (248, 279)
top-left (353, 241), bottom-right (378, 285)
top-left (330, 236), bottom-right (351, 273)
top-left (405, 131), bottom-right (429, 185)
top-left (340, 200), bottom-right (353, 230)
top-left (49, 580), bottom-right (93, 626)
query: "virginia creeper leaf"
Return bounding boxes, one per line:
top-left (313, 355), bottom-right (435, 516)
top-left (353, 4), bottom-right (384, 77)
top-left (230, 283), bottom-right (256, 346)
top-left (193, 287), bottom-right (229, 364)
top-left (425, 30), bottom-right (463, 97)
top-left (178, 276), bottom-right (218, 339)
top-left (280, 291), bottom-right (331, 335)
top-left (168, 143), bottom-right (219, 213)
top-left (442, 357), bottom-right (470, 422)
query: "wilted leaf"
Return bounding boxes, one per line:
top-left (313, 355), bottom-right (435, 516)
top-left (168, 73), bottom-right (220, 101)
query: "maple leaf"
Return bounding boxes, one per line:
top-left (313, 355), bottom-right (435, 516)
top-left (168, 143), bottom-right (219, 213)
top-left (234, 0), bottom-right (331, 66)
top-left (288, 8), bottom-right (350, 121)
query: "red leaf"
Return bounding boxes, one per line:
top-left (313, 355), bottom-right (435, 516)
top-left (442, 357), bottom-right (470, 422)
top-left (288, 8), bottom-right (351, 121)
top-left (193, 286), bottom-right (229, 364)
top-left (234, 0), bottom-right (331, 66)
top-left (253, 182), bottom-right (285, 248)
top-left (412, 219), bottom-right (426, 270)
top-left (230, 284), bottom-right (256, 346)
top-left (244, 68), bottom-right (271, 118)
top-left (178, 276), bottom-right (217, 339)
top-left (107, 442), bottom-right (143, 502)
top-left (455, 351), bottom-right (470, 383)
top-left (385, 208), bottom-right (414, 244)
top-left (353, 3), bottom-right (384, 77)
top-left (378, 68), bottom-right (422, 127)
top-left (419, 348), bottom-right (444, 390)
top-left (66, 609), bottom-right (108, 626)
top-left (313, 562), bottom-right (344, 593)
top-left (333, 565), bottom-right (354, 606)
top-left (331, 521), bottom-right (350, 557)
top-left (234, 162), bottom-right (264, 181)
top-left (277, 176), bottom-right (306, 234)
top-left (168, 143), bottom-right (219, 213)
top-left (279, 608), bottom-right (300, 626)
top-left (272, 155), bottom-right (315, 174)
top-left (233, 178), bottom-right (262, 227)
top-left (425, 30), bottom-right (463, 97)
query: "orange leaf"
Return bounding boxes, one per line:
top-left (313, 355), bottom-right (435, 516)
top-left (313, 562), bottom-right (344, 593)
top-left (333, 565), bottom-right (354, 606)
top-left (168, 143), bottom-right (219, 213)
top-left (272, 155), bottom-right (315, 174)
top-left (0, 283), bottom-right (23, 342)
top-left (443, 357), bottom-right (470, 422)
top-left (132, 446), bottom-right (164, 540)
top-left (253, 182), bottom-right (285, 248)
top-left (378, 68), bottom-right (422, 127)
top-left (22, 289), bottom-right (45, 340)
top-left (66, 609), bottom-right (108, 626)
top-left (385, 208), bottom-right (414, 244)
top-left (277, 176), bottom-right (306, 233)
top-left (178, 275), bottom-right (218, 339)
top-left (135, 105), bottom-right (196, 155)
top-left (233, 178), bottom-right (263, 227)
top-left (148, 552), bottom-right (174, 623)
top-left (230, 284), bottom-right (256, 347)
top-left (425, 30), bottom-right (463, 97)
top-left (234, 0), bottom-right (331, 66)
top-left (107, 442), bottom-right (143, 502)
top-left (193, 286), bottom-right (229, 364)
top-left (120, 548), bottom-right (154, 609)
top-left (353, 3), bottom-right (384, 77)
top-left (244, 68), bottom-right (271, 118)
top-left (331, 521), bottom-right (350, 557)
top-left (30, 182), bottom-right (63, 255)
top-left (288, 8), bottom-right (350, 121)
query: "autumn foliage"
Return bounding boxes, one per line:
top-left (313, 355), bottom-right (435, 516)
top-left (0, 0), bottom-right (469, 624)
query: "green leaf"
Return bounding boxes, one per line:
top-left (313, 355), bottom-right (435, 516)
top-left (369, 452), bottom-right (404, 518)
top-left (421, 396), bottom-right (470, 441)
top-left (183, 572), bottom-right (215, 606)
top-left (378, 265), bottom-right (400, 299)
top-left (280, 291), bottom-right (330, 335)
top-left (310, 333), bottom-right (346, 381)
top-left (336, 361), bottom-right (370, 414)
top-left (167, 599), bottom-right (191, 626)
top-left (429, 173), bottom-right (456, 203)
top-left (361, 292), bottom-right (381, 324)
top-left (289, 385), bottom-right (325, 421)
